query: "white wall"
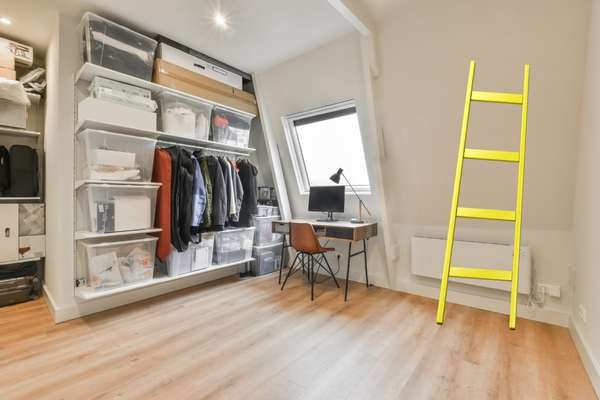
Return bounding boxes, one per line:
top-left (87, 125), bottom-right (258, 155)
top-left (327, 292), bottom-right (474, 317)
top-left (256, 33), bottom-right (389, 286)
top-left (366, 0), bottom-right (590, 324)
top-left (572, 0), bottom-right (600, 393)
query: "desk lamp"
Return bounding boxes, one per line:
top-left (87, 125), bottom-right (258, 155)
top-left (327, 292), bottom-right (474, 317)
top-left (329, 168), bottom-right (372, 224)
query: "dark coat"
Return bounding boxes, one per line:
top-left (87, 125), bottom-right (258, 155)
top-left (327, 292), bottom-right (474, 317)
top-left (236, 159), bottom-right (258, 227)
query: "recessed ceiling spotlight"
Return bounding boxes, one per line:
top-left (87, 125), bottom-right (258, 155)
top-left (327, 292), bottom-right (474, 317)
top-left (0, 17), bottom-right (12, 26)
top-left (214, 11), bottom-right (228, 29)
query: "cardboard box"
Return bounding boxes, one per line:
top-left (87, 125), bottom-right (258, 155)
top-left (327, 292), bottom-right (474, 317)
top-left (78, 97), bottom-right (157, 131)
top-left (0, 99), bottom-right (27, 128)
top-left (153, 59), bottom-right (257, 115)
top-left (0, 66), bottom-right (15, 80)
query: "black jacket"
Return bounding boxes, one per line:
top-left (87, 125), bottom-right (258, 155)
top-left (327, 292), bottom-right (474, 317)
top-left (196, 154), bottom-right (227, 231)
top-left (236, 159), bottom-right (258, 227)
top-left (166, 147), bottom-right (194, 251)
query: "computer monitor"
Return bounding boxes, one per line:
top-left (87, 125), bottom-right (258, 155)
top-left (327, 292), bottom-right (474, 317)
top-left (308, 185), bottom-right (345, 222)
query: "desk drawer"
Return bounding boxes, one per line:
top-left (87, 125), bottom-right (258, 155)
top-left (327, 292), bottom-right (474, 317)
top-left (272, 221), bottom-right (289, 235)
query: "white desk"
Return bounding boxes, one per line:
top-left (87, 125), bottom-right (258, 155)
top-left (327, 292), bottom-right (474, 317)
top-left (272, 219), bottom-right (378, 300)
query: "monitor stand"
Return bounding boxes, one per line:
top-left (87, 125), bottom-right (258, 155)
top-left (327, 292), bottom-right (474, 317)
top-left (317, 212), bottom-right (338, 222)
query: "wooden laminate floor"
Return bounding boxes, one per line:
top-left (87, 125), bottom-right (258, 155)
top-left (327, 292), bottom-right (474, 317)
top-left (0, 272), bottom-right (596, 400)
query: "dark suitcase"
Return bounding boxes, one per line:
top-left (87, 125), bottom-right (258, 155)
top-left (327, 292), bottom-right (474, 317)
top-left (0, 263), bottom-right (41, 307)
top-left (9, 145), bottom-right (38, 197)
top-left (0, 145), bottom-right (9, 195)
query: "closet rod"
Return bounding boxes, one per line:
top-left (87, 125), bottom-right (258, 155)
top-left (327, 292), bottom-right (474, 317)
top-left (157, 140), bottom-right (251, 157)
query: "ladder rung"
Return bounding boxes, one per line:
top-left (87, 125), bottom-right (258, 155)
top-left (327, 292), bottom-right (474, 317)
top-left (464, 148), bottom-right (519, 162)
top-left (471, 91), bottom-right (523, 104)
top-left (456, 207), bottom-right (516, 221)
top-left (449, 267), bottom-right (512, 281)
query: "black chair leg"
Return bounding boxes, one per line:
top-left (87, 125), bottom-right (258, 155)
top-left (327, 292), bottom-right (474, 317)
top-left (322, 255), bottom-right (340, 288)
top-left (281, 252), bottom-right (301, 291)
top-left (310, 255), bottom-right (315, 301)
top-left (363, 239), bottom-right (369, 287)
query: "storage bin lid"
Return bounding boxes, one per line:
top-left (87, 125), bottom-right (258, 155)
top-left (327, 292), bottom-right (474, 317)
top-left (77, 128), bottom-right (158, 145)
top-left (158, 90), bottom-right (214, 110)
top-left (80, 236), bottom-right (158, 249)
top-left (253, 241), bottom-right (283, 251)
top-left (80, 12), bottom-right (158, 49)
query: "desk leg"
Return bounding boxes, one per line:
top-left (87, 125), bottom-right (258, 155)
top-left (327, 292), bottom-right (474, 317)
top-left (344, 242), bottom-right (352, 302)
top-left (363, 239), bottom-right (369, 288)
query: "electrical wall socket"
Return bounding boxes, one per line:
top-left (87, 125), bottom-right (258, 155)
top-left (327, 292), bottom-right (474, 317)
top-left (537, 283), bottom-right (561, 298)
top-left (579, 304), bottom-right (587, 324)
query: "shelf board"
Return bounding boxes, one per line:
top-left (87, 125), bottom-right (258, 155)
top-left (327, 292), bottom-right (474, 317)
top-left (75, 63), bottom-right (256, 118)
top-left (74, 257), bottom-right (254, 300)
top-left (0, 196), bottom-right (42, 202)
top-left (157, 132), bottom-right (255, 154)
top-left (74, 228), bottom-right (162, 241)
top-left (0, 126), bottom-right (41, 138)
top-left (75, 180), bottom-right (161, 190)
top-left (0, 257), bottom-right (42, 266)
top-left (76, 119), bottom-right (160, 139)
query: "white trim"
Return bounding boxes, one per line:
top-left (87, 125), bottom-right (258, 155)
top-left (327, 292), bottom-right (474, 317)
top-left (570, 317), bottom-right (600, 397)
top-left (281, 99), bottom-right (372, 195)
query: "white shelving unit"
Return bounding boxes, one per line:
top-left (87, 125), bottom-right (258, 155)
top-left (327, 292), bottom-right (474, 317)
top-left (0, 126), bottom-right (41, 138)
top-left (0, 196), bottom-right (42, 202)
top-left (73, 62), bottom-right (259, 301)
top-left (75, 257), bottom-right (255, 300)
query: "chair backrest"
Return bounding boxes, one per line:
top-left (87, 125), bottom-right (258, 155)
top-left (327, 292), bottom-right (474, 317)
top-left (290, 223), bottom-right (323, 254)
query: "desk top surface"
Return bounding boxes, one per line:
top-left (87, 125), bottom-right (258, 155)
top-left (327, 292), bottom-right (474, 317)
top-left (277, 219), bottom-right (377, 229)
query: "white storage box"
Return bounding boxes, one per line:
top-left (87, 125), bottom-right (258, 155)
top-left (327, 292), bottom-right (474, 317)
top-left (213, 228), bottom-right (255, 265)
top-left (251, 242), bottom-right (283, 276)
top-left (192, 233), bottom-right (214, 271)
top-left (89, 76), bottom-right (157, 112)
top-left (166, 245), bottom-right (192, 276)
top-left (80, 12), bottom-right (157, 80)
top-left (158, 92), bottom-right (213, 140)
top-left (78, 97), bottom-right (157, 131)
top-left (256, 205), bottom-right (279, 217)
top-left (78, 236), bottom-right (157, 290)
top-left (76, 183), bottom-right (159, 233)
top-left (76, 129), bottom-right (157, 182)
top-left (211, 107), bottom-right (252, 147)
top-left (157, 42), bottom-right (243, 89)
top-left (18, 235), bottom-right (45, 260)
top-left (251, 216), bottom-right (283, 245)
top-left (0, 99), bottom-right (27, 129)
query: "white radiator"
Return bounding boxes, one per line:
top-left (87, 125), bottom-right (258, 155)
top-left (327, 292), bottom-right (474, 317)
top-left (410, 236), bottom-right (531, 295)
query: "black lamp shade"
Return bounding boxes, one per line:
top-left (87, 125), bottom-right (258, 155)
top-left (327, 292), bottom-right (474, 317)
top-left (330, 168), bottom-right (343, 184)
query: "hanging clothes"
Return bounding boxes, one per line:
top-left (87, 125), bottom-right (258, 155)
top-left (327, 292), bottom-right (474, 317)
top-left (196, 154), bottom-right (227, 231)
top-left (199, 156), bottom-right (213, 228)
top-left (165, 147), bottom-right (194, 251)
top-left (236, 159), bottom-right (258, 227)
top-left (230, 159), bottom-right (243, 223)
top-left (190, 156), bottom-right (206, 236)
top-left (152, 148), bottom-right (172, 261)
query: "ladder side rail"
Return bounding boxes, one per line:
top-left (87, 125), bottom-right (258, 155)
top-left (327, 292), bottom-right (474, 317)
top-left (436, 60), bottom-right (476, 324)
top-left (508, 64), bottom-right (530, 329)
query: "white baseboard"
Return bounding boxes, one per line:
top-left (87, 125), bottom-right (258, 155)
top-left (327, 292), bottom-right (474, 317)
top-left (397, 278), bottom-right (570, 327)
top-left (569, 317), bottom-right (600, 397)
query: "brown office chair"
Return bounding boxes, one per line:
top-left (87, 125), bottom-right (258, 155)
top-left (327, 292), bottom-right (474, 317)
top-left (281, 222), bottom-right (340, 300)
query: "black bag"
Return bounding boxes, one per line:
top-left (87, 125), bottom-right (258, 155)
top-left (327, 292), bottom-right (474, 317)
top-left (0, 263), bottom-right (41, 307)
top-left (9, 145), bottom-right (38, 197)
top-left (0, 145), bottom-right (9, 194)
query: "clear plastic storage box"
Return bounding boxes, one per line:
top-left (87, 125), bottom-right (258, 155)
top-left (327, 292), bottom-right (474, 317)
top-left (211, 107), bottom-right (253, 147)
top-left (256, 205), bottom-right (280, 217)
top-left (76, 129), bottom-right (157, 182)
top-left (250, 242), bottom-right (283, 276)
top-left (89, 77), bottom-right (157, 112)
top-left (76, 183), bottom-right (159, 234)
top-left (213, 228), bottom-right (255, 265)
top-left (166, 233), bottom-right (214, 276)
top-left (78, 236), bottom-right (157, 290)
top-left (158, 92), bottom-right (214, 140)
top-left (251, 216), bottom-right (283, 245)
top-left (80, 12), bottom-right (157, 80)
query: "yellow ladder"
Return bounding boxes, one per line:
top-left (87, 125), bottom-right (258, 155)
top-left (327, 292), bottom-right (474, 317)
top-left (436, 60), bottom-right (530, 330)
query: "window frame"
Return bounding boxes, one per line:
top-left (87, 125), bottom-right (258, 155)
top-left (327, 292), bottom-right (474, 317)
top-left (281, 99), bottom-right (371, 196)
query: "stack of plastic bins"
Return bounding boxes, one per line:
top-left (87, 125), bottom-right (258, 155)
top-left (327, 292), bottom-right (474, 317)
top-left (213, 228), bottom-right (255, 265)
top-left (77, 236), bottom-right (157, 291)
top-left (251, 215), bottom-right (283, 245)
top-left (76, 183), bottom-right (160, 234)
top-left (157, 92), bottom-right (214, 140)
top-left (210, 107), bottom-right (253, 147)
top-left (80, 12), bottom-right (157, 80)
top-left (250, 242), bottom-right (283, 276)
top-left (76, 129), bottom-right (157, 182)
top-left (256, 205), bottom-right (280, 217)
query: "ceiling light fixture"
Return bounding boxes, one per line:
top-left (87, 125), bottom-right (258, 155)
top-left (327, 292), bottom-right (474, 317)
top-left (0, 17), bottom-right (12, 26)
top-left (214, 11), bottom-right (228, 29)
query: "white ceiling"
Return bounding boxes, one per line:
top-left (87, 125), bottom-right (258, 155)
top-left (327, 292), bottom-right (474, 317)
top-left (0, 0), bottom-right (355, 72)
